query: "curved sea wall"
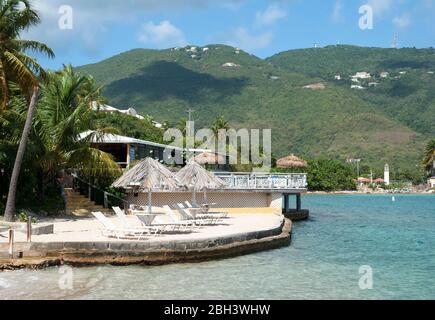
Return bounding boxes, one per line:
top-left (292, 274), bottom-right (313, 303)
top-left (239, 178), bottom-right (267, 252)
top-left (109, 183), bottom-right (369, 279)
top-left (0, 219), bottom-right (292, 270)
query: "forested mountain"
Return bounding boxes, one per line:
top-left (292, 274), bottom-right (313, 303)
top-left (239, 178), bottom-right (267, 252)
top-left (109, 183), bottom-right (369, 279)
top-left (76, 44), bottom-right (434, 171)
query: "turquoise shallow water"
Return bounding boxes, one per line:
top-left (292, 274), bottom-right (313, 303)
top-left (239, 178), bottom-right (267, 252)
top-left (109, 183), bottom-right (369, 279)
top-left (1, 195), bottom-right (434, 300)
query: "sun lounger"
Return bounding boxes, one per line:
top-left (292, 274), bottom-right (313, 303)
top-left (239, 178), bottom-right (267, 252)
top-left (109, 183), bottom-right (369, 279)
top-left (176, 203), bottom-right (221, 225)
top-left (112, 207), bottom-right (163, 235)
top-left (162, 205), bottom-right (200, 230)
top-left (184, 201), bottom-right (229, 219)
top-left (91, 212), bottom-right (148, 240)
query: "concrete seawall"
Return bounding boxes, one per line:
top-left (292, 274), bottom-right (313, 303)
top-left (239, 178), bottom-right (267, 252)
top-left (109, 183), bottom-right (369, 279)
top-left (0, 219), bottom-right (292, 270)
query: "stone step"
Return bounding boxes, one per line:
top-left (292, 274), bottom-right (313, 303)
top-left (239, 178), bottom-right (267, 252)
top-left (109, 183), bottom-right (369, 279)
top-left (64, 189), bottom-right (112, 217)
top-left (66, 201), bottom-right (98, 207)
top-left (67, 209), bottom-right (112, 217)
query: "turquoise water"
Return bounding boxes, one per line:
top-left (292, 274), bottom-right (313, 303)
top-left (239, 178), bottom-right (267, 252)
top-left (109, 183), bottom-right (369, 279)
top-left (1, 195), bottom-right (434, 300)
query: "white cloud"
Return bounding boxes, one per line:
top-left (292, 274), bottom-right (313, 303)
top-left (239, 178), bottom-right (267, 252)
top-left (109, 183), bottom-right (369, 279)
top-left (20, 0), bottom-right (245, 59)
top-left (225, 27), bottom-right (273, 51)
top-left (366, 0), bottom-right (394, 16)
top-left (393, 13), bottom-right (411, 28)
top-left (332, 0), bottom-right (343, 23)
top-left (138, 21), bottom-right (187, 48)
top-left (255, 4), bottom-right (287, 27)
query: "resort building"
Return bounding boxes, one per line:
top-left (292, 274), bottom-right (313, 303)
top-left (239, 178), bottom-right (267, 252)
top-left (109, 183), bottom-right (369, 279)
top-left (125, 171), bottom-right (308, 215)
top-left (79, 131), bottom-right (229, 169)
top-left (79, 131), bottom-right (185, 168)
top-left (428, 177), bottom-right (435, 188)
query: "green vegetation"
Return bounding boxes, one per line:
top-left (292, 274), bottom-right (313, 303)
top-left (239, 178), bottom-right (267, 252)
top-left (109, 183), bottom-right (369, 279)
top-left (268, 45), bottom-right (435, 137)
top-left (273, 159), bottom-right (356, 191)
top-left (422, 139), bottom-right (435, 176)
top-left (0, 66), bottom-right (122, 218)
top-left (0, 0), bottom-right (55, 221)
top-left (93, 111), bottom-right (164, 143)
top-left (76, 44), bottom-right (433, 174)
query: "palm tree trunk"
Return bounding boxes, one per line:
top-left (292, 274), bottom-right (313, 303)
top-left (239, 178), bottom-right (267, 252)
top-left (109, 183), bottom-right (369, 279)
top-left (0, 61), bottom-right (8, 111)
top-left (4, 88), bottom-right (39, 222)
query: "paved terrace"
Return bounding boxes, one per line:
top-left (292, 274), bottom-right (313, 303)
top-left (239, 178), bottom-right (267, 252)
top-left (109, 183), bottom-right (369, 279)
top-left (0, 213), bottom-right (284, 244)
top-left (0, 213), bottom-right (291, 269)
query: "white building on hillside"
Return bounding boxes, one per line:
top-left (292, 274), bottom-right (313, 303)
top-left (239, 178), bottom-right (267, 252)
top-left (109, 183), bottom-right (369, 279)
top-left (351, 72), bottom-right (371, 82)
top-left (92, 102), bottom-right (145, 120)
top-left (92, 102), bottom-right (164, 129)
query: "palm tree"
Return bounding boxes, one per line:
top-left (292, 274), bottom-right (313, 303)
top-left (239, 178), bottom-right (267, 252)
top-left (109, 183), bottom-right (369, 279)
top-left (1, 66), bottom-right (121, 204)
top-left (1, 0), bottom-right (54, 221)
top-left (422, 139), bottom-right (435, 176)
top-left (211, 115), bottom-right (230, 135)
top-left (0, 0), bottom-right (54, 109)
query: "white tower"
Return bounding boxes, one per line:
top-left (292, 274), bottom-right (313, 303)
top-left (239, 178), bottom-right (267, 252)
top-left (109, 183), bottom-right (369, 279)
top-left (384, 164), bottom-right (390, 186)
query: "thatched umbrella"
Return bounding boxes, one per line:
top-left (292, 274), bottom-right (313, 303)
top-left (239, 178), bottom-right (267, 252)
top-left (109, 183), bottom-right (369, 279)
top-left (276, 154), bottom-right (308, 169)
top-left (112, 158), bottom-right (184, 214)
top-left (193, 152), bottom-right (226, 165)
top-left (175, 160), bottom-right (226, 206)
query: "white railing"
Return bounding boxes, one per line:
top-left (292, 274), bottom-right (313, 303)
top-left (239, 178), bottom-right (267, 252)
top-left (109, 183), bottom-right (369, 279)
top-left (214, 172), bottom-right (307, 190)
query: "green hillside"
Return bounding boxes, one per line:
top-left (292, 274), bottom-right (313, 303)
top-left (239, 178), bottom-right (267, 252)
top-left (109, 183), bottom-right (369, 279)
top-left (76, 44), bottom-right (432, 171)
top-left (268, 45), bottom-right (435, 137)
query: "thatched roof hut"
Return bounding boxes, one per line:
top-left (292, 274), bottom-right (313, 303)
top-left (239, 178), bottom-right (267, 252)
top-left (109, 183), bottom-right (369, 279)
top-left (193, 152), bottom-right (226, 165)
top-left (176, 160), bottom-right (226, 205)
top-left (276, 154), bottom-right (308, 169)
top-left (112, 157), bottom-right (183, 191)
top-left (176, 161), bottom-right (226, 191)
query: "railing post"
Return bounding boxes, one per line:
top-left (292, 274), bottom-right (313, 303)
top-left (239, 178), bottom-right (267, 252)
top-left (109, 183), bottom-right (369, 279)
top-left (27, 216), bottom-right (32, 243)
top-left (8, 229), bottom-right (14, 257)
top-left (103, 192), bottom-right (108, 208)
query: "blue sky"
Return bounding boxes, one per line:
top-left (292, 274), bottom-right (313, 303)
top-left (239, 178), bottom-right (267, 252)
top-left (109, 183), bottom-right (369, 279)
top-left (25, 0), bottom-right (435, 69)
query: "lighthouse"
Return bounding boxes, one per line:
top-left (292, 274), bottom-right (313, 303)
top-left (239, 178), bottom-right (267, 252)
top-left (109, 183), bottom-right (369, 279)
top-left (384, 164), bottom-right (390, 186)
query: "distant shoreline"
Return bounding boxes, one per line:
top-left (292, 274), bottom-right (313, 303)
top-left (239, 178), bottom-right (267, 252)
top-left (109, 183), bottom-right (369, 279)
top-left (306, 191), bottom-right (434, 195)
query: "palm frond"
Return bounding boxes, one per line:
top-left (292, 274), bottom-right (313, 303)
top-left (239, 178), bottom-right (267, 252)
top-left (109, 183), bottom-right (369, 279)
top-left (13, 39), bottom-right (55, 59)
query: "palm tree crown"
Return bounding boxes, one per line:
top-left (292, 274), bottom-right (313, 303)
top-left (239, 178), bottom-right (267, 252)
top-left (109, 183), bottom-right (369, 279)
top-left (0, 0), bottom-right (54, 110)
top-left (423, 139), bottom-right (435, 175)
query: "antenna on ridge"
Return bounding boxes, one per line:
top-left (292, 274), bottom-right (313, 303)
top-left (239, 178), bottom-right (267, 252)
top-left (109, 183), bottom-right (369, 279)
top-left (186, 108), bottom-right (195, 122)
top-left (391, 33), bottom-right (399, 49)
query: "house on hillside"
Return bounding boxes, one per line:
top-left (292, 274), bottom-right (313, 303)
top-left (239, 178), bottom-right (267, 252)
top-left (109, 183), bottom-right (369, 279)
top-left (351, 72), bottom-right (371, 82)
top-left (221, 62), bottom-right (240, 68)
top-left (351, 85), bottom-right (365, 90)
top-left (354, 72), bottom-right (371, 79)
top-left (428, 177), bottom-right (435, 189)
top-left (92, 102), bottom-right (144, 120)
top-left (92, 102), bottom-right (163, 128)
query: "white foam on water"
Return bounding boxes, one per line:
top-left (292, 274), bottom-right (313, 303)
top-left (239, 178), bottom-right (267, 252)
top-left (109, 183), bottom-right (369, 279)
top-left (0, 278), bottom-right (11, 289)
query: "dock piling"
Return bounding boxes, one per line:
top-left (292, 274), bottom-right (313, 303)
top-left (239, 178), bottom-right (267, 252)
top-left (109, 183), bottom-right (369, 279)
top-left (8, 229), bottom-right (14, 257)
top-left (27, 216), bottom-right (32, 242)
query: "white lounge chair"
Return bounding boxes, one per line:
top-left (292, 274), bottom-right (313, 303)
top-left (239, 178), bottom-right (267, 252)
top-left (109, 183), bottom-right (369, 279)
top-left (136, 206), bottom-right (195, 233)
top-left (162, 205), bottom-right (200, 231)
top-left (92, 212), bottom-right (147, 240)
top-left (176, 203), bottom-right (218, 225)
top-left (184, 201), bottom-right (229, 219)
top-left (112, 207), bottom-right (163, 235)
